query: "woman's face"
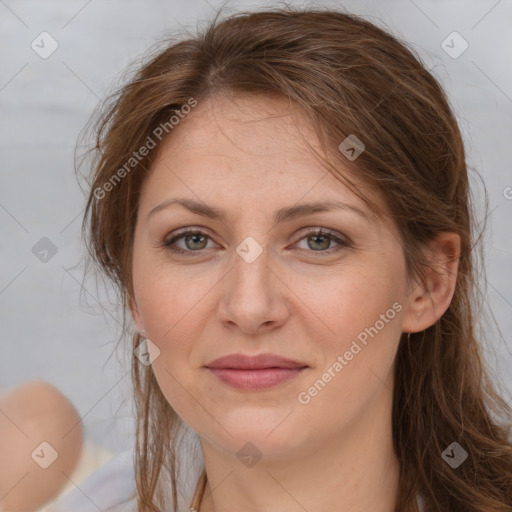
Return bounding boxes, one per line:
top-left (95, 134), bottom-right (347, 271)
top-left (130, 93), bottom-right (413, 458)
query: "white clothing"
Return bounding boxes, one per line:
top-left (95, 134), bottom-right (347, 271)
top-left (47, 424), bottom-right (203, 512)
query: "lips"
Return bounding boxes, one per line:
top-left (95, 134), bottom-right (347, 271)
top-left (205, 353), bottom-right (309, 391)
top-left (205, 353), bottom-right (308, 370)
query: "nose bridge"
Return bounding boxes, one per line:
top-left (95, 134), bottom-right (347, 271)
top-left (230, 236), bottom-right (272, 298)
top-left (218, 236), bottom-right (288, 331)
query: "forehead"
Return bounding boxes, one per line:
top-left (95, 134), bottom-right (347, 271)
top-left (161, 93), bottom-right (320, 166)
top-left (140, 93), bottom-right (387, 223)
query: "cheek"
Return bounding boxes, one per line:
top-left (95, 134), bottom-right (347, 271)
top-left (296, 267), bottom-right (403, 402)
top-left (131, 255), bottom-right (214, 411)
top-left (294, 263), bottom-right (400, 340)
top-left (133, 266), bottom-right (209, 420)
top-left (132, 248), bottom-right (211, 340)
top-left (297, 305), bottom-right (401, 432)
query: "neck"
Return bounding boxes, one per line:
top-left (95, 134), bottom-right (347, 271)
top-left (197, 384), bottom-right (399, 512)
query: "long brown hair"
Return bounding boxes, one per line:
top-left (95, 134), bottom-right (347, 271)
top-left (79, 5), bottom-right (512, 511)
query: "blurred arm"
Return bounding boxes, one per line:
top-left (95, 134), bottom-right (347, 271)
top-left (0, 381), bottom-right (83, 512)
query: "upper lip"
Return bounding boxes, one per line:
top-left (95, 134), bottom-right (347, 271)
top-left (205, 353), bottom-right (308, 370)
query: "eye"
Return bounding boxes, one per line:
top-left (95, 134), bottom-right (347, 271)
top-left (162, 229), bottom-right (218, 255)
top-left (294, 228), bottom-right (351, 254)
top-left (161, 227), bottom-right (351, 256)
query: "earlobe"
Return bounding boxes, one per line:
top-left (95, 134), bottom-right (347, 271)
top-left (129, 296), bottom-right (145, 334)
top-left (401, 232), bottom-right (461, 334)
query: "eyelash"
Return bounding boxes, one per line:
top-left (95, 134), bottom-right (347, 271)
top-left (161, 227), bottom-right (351, 256)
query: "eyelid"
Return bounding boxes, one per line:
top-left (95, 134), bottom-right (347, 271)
top-left (295, 226), bottom-right (351, 245)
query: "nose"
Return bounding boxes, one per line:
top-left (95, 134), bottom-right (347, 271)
top-left (217, 244), bottom-right (291, 334)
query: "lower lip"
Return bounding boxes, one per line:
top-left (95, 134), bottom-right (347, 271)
top-left (207, 367), bottom-right (307, 390)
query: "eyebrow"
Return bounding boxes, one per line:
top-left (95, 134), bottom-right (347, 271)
top-left (147, 198), bottom-right (371, 225)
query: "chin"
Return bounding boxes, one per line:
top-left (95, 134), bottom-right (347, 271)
top-left (203, 413), bottom-right (311, 456)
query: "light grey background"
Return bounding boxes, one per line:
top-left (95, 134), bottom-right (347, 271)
top-left (1, 0), bottom-right (511, 453)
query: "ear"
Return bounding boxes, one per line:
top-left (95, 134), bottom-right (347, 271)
top-left (129, 295), bottom-right (145, 334)
top-left (401, 232), bottom-right (461, 334)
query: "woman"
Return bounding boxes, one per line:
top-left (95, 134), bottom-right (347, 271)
top-left (52, 5), bottom-right (512, 512)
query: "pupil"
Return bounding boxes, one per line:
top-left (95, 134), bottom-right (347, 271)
top-left (187, 234), bottom-right (206, 250)
top-left (310, 235), bottom-right (329, 250)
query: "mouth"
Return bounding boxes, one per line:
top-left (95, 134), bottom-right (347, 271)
top-left (204, 353), bottom-right (309, 391)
